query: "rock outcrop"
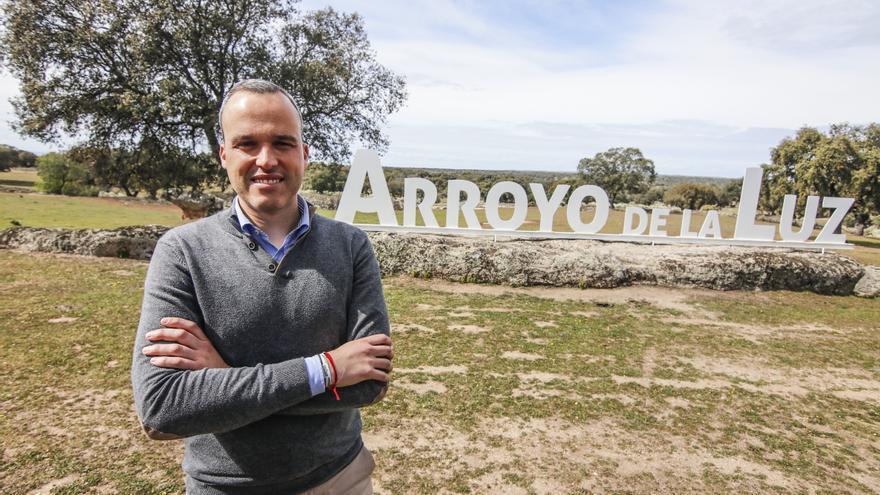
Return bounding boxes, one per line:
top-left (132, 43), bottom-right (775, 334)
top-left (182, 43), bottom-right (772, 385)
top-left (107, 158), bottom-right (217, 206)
top-left (0, 227), bottom-right (872, 296)
top-left (369, 233), bottom-right (865, 296)
top-left (854, 265), bottom-right (880, 298)
top-left (0, 226), bottom-right (168, 260)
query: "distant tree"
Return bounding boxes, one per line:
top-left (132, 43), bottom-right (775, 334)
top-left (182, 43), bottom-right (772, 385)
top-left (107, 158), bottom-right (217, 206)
top-left (632, 185), bottom-right (666, 206)
top-left (761, 124), bottom-right (880, 229)
top-left (717, 180), bottom-right (742, 207)
top-left (0, 144), bottom-right (37, 170)
top-left (663, 183), bottom-right (719, 210)
top-left (306, 162), bottom-right (348, 193)
top-left (1, 0), bottom-right (407, 189)
top-left (69, 143), bottom-right (220, 198)
top-left (36, 152), bottom-right (97, 196)
top-left (0, 147), bottom-right (13, 172)
top-left (36, 153), bottom-right (69, 193)
top-left (577, 147), bottom-right (656, 208)
top-left (17, 150), bottom-right (36, 167)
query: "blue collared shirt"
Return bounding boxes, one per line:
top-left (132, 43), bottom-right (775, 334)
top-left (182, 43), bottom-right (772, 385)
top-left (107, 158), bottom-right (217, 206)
top-left (233, 195), bottom-right (311, 263)
top-left (233, 194), bottom-right (325, 396)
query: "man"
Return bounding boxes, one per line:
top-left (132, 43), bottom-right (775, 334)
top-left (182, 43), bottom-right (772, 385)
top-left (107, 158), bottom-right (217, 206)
top-left (130, 79), bottom-right (392, 494)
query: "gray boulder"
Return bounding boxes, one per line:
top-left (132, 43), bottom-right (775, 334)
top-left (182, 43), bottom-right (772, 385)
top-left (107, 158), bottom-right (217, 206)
top-left (854, 266), bottom-right (880, 298)
top-left (0, 226), bottom-right (871, 296)
top-left (0, 226), bottom-right (168, 260)
top-left (369, 233), bottom-right (866, 296)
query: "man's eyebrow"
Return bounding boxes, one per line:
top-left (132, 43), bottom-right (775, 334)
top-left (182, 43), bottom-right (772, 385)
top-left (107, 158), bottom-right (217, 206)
top-left (228, 134), bottom-right (300, 144)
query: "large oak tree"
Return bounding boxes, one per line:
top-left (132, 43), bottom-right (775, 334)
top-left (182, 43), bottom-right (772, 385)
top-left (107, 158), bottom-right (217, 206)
top-left (0, 0), bottom-right (406, 191)
top-left (577, 147), bottom-right (656, 208)
top-left (761, 124), bottom-right (880, 231)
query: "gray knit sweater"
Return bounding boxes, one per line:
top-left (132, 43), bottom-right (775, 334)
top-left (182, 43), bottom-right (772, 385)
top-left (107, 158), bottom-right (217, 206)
top-left (130, 203), bottom-right (390, 493)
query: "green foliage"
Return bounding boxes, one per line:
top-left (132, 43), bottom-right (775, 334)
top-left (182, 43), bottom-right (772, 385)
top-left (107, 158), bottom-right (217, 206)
top-left (36, 152), bottom-right (97, 196)
top-left (577, 147), bottom-right (656, 207)
top-left (0, 144), bottom-right (37, 171)
top-left (69, 143), bottom-right (222, 199)
top-left (717, 179), bottom-right (742, 207)
top-left (663, 183), bottom-right (719, 210)
top-left (0, 0), bottom-right (406, 188)
top-left (761, 124), bottom-right (880, 226)
top-left (631, 185), bottom-right (666, 206)
top-left (305, 162), bottom-right (348, 193)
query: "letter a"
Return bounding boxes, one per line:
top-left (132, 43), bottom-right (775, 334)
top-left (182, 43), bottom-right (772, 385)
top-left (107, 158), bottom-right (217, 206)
top-left (335, 149), bottom-right (398, 226)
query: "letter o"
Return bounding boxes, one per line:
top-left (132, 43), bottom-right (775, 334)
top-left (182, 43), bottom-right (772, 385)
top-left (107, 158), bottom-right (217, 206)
top-left (566, 185), bottom-right (609, 234)
top-left (485, 181), bottom-right (528, 230)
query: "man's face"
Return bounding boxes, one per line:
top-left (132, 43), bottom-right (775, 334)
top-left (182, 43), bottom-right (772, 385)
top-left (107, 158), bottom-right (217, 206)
top-left (219, 91), bottom-right (309, 216)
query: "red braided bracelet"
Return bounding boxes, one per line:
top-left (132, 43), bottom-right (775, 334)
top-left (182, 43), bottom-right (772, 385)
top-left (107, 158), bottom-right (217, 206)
top-left (323, 352), bottom-right (340, 401)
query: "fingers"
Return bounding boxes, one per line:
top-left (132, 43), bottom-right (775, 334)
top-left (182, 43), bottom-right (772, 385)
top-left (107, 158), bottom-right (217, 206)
top-left (145, 328), bottom-right (199, 348)
top-left (370, 357), bottom-right (393, 372)
top-left (370, 344), bottom-right (393, 360)
top-left (160, 317), bottom-right (207, 340)
top-left (368, 368), bottom-right (391, 382)
top-left (148, 356), bottom-right (199, 370)
top-left (362, 333), bottom-right (391, 346)
top-left (143, 343), bottom-right (195, 361)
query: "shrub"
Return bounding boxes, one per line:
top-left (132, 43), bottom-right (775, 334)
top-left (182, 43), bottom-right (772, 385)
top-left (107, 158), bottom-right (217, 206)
top-left (632, 185), bottom-right (666, 205)
top-left (37, 152), bottom-right (98, 196)
top-left (663, 183), bottom-right (719, 210)
top-left (717, 180), bottom-right (742, 207)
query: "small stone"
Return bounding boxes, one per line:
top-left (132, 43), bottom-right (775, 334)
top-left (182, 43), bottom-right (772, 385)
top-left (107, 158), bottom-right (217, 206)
top-left (48, 317), bottom-right (77, 324)
top-left (854, 266), bottom-right (880, 298)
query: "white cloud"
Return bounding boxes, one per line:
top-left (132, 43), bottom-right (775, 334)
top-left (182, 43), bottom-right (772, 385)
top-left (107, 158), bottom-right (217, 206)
top-left (2, 0), bottom-right (877, 175)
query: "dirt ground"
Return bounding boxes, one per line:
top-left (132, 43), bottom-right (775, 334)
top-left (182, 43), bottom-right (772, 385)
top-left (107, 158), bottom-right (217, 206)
top-left (1, 252), bottom-right (878, 494)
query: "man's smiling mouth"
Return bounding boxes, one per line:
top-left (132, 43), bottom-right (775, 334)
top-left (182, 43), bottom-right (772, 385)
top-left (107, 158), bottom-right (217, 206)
top-left (252, 175), bottom-right (284, 185)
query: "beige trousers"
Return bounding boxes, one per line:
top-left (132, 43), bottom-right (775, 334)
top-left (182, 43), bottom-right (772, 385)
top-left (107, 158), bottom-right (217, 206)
top-left (300, 447), bottom-right (375, 495)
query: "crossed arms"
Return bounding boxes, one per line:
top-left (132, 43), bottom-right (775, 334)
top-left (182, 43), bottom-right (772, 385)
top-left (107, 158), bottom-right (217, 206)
top-left (130, 234), bottom-right (392, 441)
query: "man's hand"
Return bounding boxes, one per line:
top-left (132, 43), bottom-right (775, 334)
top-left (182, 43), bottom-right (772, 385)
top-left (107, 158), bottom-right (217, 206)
top-left (327, 334), bottom-right (393, 388)
top-left (143, 317), bottom-right (230, 370)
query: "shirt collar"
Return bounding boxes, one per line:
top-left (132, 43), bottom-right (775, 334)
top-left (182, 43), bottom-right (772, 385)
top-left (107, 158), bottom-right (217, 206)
top-left (233, 195), bottom-right (310, 236)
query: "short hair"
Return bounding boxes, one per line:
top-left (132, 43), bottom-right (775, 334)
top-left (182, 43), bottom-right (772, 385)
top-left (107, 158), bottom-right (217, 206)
top-left (218, 79), bottom-right (303, 141)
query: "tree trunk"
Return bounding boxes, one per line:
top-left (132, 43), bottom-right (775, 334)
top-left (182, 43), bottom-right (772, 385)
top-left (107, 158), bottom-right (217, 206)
top-left (203, 122), bottom-right (221, 163)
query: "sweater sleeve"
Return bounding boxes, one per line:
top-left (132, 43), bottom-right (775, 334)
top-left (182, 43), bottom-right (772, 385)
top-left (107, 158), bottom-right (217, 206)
top-left (274, 230), bottom-right (390, 416)
top-left (130, 234), bottom-right (314, 440)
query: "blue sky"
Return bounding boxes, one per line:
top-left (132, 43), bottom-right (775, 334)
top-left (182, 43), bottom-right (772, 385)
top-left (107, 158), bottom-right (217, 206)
top-left (2, 0), bottom-right (879, 177)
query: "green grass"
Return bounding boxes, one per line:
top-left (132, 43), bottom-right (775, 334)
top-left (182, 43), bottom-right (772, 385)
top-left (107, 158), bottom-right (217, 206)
top-left (0, 192), bottom-right (188, 229)
top-left (1, 251), bottom-right (878, 493)
top-left (0, 168), bottom-right (39, 190)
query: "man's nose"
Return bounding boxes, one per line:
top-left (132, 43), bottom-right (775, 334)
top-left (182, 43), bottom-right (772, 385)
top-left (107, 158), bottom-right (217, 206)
top-left (255, 145), bottom-right (278, 169)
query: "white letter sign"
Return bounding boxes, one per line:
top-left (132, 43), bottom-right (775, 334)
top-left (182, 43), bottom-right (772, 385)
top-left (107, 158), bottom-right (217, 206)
top-left (734, 167), bottom-right (775, 241)
top-left (566, 185), bottom-right (609, 234)
top-left (403, 178), bottom-right (440, 227)
top-left (446, 180), bottom-right (482, 229)
top-left (334, 149), bottom-right (855, 251)
top-left (336, 149), bottom-right (398, 226)
top-left (485, 181), bottom-right (528, 230)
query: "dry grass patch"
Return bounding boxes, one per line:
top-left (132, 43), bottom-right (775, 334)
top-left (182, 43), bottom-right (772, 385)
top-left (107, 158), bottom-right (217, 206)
top-left (1, 251), bottom-right (879, 494)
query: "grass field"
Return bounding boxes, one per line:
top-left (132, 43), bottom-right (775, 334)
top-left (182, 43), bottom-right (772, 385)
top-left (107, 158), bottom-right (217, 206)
top-left (0, 168), bottom-right (39, 190)
top-left (0, 251), bottom-right (878, 493)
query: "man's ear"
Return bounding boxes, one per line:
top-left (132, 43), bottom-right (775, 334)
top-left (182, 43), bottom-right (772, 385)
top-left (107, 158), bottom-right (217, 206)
top-left (302, 142), bottom-right (310, 164)
top-left (219, 142), bottom-right (227, 169)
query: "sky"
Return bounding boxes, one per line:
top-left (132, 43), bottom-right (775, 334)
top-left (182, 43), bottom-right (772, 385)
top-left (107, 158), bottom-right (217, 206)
top-left (2, 0), bottom-right (879, 177)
